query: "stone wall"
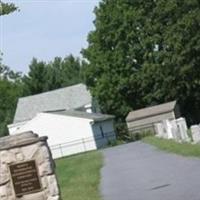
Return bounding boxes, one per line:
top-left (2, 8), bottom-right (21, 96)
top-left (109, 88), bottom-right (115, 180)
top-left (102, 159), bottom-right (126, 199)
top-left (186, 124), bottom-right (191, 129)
top-left (0, 132), bottom-right (61, 200)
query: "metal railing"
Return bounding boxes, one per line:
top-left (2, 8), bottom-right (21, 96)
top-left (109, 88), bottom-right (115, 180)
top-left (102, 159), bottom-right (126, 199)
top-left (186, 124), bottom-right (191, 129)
top-left (50, 131), bottom-right (116, 159)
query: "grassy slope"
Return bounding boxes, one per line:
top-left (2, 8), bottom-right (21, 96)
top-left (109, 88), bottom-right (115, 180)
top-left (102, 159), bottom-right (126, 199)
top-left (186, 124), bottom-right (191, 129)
top-left (143, 136), bottom-right (200, 157)
top-left (55, 151), bottom-right (103, 200)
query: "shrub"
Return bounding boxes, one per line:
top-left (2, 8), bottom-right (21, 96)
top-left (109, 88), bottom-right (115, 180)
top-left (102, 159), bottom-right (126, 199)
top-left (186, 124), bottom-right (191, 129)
top-left (129, 130), bottom-right (154, 141)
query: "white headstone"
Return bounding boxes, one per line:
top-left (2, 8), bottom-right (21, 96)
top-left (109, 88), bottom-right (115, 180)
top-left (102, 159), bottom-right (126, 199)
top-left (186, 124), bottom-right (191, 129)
top-left (191, 125), bottom-right (200, 143)
top-left (163, 120), bottom-right (174, 139)
top-left (154, 123), bottom-right (165, 138)
top-left (176, 117), bottom-right (190, 142)
top-left (170, 119), bottom-right (181, 141)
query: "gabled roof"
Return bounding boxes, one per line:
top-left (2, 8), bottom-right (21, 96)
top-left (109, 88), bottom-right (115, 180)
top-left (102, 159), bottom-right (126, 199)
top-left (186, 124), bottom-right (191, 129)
top-left (14, 84), bottom-right (92, 123)
top-left (126, 100), bottom-right (177, 122)
top-left (47, 110), bottom-right (114, 122)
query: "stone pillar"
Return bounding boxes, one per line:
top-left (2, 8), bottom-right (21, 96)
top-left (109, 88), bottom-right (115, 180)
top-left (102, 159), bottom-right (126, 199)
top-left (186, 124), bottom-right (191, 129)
top-left (0, 132), bottom-right (61, 200)
top-left (191, 125), bottom-right (200, 144)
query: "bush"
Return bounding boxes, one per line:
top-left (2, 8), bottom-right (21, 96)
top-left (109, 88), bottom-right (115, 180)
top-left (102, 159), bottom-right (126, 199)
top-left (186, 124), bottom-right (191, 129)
top-left (114, 121), bottom-right (129, 140)
top-left (128, 130), bottom-right (154, 141)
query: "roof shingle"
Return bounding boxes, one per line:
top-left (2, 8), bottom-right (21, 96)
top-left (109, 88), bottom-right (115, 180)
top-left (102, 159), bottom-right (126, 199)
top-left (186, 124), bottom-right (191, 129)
top-left (14, 84), bottom-right (92, 123)
top-left (126, 101), bottom-right (177, 122)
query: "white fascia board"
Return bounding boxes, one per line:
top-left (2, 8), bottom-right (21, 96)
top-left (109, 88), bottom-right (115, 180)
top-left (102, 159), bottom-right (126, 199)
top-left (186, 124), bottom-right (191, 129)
top-left (7, 120), bottom-right (29, 129)
top-left (46, 112), bottom-right (94, 123)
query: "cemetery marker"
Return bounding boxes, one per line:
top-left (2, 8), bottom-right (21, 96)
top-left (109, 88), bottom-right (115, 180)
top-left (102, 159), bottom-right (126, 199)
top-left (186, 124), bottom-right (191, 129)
top-left (9, 160), bottom-right (41, 197)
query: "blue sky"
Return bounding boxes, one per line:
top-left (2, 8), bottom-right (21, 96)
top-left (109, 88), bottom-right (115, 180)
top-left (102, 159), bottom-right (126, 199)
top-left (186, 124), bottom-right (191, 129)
top-left (1, 0), bottom-right (100, 73)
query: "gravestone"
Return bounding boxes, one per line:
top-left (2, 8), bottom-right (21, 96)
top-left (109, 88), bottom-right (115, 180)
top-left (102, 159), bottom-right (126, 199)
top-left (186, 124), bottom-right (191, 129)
top-left (163, 120), bottom-right (173, 139)
top-left (0, 132), bottom-right (61, 200)
top-left (170, 119), bottom-right (181, 141)
top-left (191, 125), bottom-right (200, 144)
top-left (176, 118), bottom-right (190, 142)
top-left (154, 122), bottom-right (165, 138)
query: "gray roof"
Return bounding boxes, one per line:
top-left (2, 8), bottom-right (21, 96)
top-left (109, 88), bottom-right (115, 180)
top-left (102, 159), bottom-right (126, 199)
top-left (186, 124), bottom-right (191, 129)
top-left (126, 100), bottom-right (177, 122)
top-left (14, 84), bottom-right (92, 123)
top-left (47, 110), bottom-right (114, 122)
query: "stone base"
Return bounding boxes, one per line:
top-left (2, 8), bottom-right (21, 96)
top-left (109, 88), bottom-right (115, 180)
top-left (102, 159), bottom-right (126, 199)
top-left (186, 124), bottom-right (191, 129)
top-left (0, 132), bottom-right (61, 200)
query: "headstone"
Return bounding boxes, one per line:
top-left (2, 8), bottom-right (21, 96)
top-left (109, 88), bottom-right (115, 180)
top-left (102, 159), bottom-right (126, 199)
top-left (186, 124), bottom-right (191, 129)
top-left (154, 122), bottom-right (165, 138)
top-left (176, 117), bottom-right (190, 142)
top-left (191, 125), bottom-right (200, 144)
top-left (0, 132), bottom-right (61, 200)
top-left (170, 119), bottom-right (181, 141)
top-left (163, 120), bottom-right (173, 139)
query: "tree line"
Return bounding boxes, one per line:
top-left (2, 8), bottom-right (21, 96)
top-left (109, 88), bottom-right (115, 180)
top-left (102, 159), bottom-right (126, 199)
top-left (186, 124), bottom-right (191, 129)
top-left (1, 0), bottom-right (200, 137)
top-left (0, 55), bottom-right (83, 136)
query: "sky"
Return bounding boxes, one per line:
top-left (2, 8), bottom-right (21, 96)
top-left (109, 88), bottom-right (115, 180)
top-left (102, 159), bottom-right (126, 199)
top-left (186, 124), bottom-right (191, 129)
top-left (0, 0), bottom-right (100, 73)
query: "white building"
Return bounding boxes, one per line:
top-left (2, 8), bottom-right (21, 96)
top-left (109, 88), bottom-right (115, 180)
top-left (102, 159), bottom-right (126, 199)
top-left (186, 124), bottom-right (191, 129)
top-left (8, 84), bottom-right (116, 158)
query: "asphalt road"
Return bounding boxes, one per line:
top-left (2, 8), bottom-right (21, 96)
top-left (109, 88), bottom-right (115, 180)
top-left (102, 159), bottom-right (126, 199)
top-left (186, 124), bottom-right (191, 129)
top-left (100, 142), bottom-right (200, 200)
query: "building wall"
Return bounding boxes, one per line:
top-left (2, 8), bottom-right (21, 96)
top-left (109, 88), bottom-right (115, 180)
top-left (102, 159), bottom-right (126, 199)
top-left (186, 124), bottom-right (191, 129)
top-left (9, 113), bottom-right (96, 158)
top-left (127, 111), bottom-right (175, 134)
top-left (8, 121), bottom-right (27, 134)
top-left (91, 119), bottom-right (116, 147)
top-left (8, 113), bottom-right (116, 159)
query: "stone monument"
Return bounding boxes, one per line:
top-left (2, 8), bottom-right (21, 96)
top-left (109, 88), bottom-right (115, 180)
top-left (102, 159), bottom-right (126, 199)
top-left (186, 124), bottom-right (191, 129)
top-left (163, 119), bottom-right (173, 139)
top-left (176, 117), bottom-right (190, 142)
top-left (0, 132), bottom-right (61, 200)
top-left (154, 122), bottom-right (165, 138)
top-left (191, 125), bottom-right (200, 144)
top-left (170, 119), bottom-right (181, 141)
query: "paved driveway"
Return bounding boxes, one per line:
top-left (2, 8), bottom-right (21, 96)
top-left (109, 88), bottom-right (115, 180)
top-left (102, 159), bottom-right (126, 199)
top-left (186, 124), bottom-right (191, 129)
top-left (101, 142), bottom-right (200, 200)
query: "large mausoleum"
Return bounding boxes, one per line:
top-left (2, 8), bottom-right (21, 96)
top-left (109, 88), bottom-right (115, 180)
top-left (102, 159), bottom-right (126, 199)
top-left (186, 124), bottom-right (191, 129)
top-left (126, 100), bottom-right (180, 134)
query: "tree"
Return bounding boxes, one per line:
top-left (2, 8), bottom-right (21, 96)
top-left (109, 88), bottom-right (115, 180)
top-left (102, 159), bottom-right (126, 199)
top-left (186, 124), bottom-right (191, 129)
top-left (0, 59), bottom-right (23, 136)
top-left (45, 55), bottom-right (82, 90)
top-left (60, 55), bottom-right (82, 87)
top-left (82, 0), bottom-right (200, 124)
top-left (0, 1), bottom-right (21, 136)
top-left (23, 58), bottom-right (47, 95)
top-left (23, 55), bottom-right (83, 95)
top-left (0, 79), bottom-right (22, 136)
top-left (0, 1), bottom-right (18, 16)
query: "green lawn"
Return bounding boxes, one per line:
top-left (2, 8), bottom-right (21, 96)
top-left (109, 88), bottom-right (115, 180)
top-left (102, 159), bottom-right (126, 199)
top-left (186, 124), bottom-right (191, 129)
top-left (143, 136), bottom-right (200, 157)
top-left (55, 151), bottom-right (103, 200)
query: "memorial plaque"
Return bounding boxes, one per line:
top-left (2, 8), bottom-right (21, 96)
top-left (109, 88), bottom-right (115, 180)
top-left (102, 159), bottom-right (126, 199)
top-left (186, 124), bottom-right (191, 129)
top-left (9, 160), bottom-right (41, 197)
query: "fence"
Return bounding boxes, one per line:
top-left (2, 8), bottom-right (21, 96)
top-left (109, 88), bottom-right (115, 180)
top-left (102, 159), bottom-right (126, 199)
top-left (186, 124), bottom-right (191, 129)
top-left (50, 131), bottom-right (116, 159)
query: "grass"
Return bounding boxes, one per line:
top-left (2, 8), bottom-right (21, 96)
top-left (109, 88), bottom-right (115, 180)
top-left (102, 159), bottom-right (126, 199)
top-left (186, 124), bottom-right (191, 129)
top-left (55, 151), bottom-right (103, 200)
top-left (143, 136), bottom-right (200, 157)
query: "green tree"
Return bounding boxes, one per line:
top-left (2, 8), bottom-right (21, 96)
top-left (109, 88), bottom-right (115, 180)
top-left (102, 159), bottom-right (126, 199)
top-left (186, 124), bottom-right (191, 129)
top-left (23, 58), bottom-right (47, 95)
top-left (82, 0), bottom-right (150, 118)
top-left (23, 55), bottom-right (83, 95)
top-left (0, 79), bottom-right (22, 136)
top-left (45, 55), bottom-right (82, 90)
top-left (0, 1), bottom-right (21, 136)
top-left (0, 59), bottom-right (23, 136)
top-left (0, 1), bottom-right (18, 16)
top-left (82, 0), bottom-right (200, 124)
top-left (60, 55), bottom-right (82, 87)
